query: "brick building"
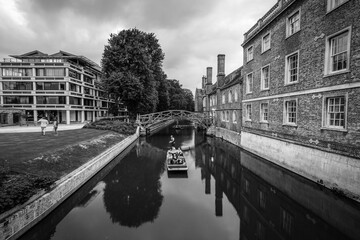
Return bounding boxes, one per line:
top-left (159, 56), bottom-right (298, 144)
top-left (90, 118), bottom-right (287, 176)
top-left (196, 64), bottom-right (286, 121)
top-left (195, 55), bottom-right (242, 142)
top-left (241, 0), bottom-right (360, 199)
top-left (0, 50), bottom-right (114, 124)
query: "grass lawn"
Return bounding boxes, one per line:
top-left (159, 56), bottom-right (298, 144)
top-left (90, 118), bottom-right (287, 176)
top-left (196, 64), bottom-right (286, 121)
top-left (0, 128), bottom-right (128, 215)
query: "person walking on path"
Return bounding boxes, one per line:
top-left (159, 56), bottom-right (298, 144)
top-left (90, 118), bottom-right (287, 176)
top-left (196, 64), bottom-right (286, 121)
top-left (37, 117), bottom-right (49, 136)
top-left (53, 117), bottom-right (59, 135)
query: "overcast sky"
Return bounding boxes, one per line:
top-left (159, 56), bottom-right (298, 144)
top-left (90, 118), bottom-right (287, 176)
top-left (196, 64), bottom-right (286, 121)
top-left (0, 0), bottom-right (277, 94)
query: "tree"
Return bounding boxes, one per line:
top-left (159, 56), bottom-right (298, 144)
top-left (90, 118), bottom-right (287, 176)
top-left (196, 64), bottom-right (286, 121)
top-left (182, 88), bottom-right (195, 111)
top-left (101, 28), bottom-right (165, 117)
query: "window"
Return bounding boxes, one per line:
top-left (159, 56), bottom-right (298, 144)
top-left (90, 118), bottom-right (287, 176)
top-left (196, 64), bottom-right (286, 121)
top-left (226, 111), bottom-right (229, 122)
top-left (261, 65), bottom-right (270, 90)
top-left (281, 208), bottom-right (294, 235)
top-left (4, 96), bottom-right (33, 104)
top-left (262, 33), bottom-right (271, 52)
top-left (284, 100), bottom-right (297, 125)
top-left (222, 111), bottom-right (225, 121)
top-left (244, 178), bottom-right (250, 194)
top-left (256, 221), bottom-right (265, 240)
top-left (3, 82), bottom-right (32, 90)
top-left (222, 93), bottom-right (225, 104)
top-left (234, 90), bottom-right (238, 102)
top-left (260, 103), bottom-right (269, 122)
top-left (327, 0), bottom-right (349, 12)
top-left (247, 46), bottom-right (253, 62)
top-left (228, 91), bottom-right (232, 103)
top-left (246, 104), bottom-right (252, 121)
top-left (323, 95), bottom-right (347, 130)
top-left (285, 51), bottom-right (299, 84)
top-left (258, 190), bottom-right (266, 209)
top-left (286, 9), bottom-right (300, 37)
top-left (233, 110), bottom-right (237, 123)
top-left (243, 205), bottom-right (250, 223)
top-left (325, 28), bottom-right (350, 74)
top-left (2, 68), bottom-right (32, 76)
top-left (246, 73), bottom-right (253, 94)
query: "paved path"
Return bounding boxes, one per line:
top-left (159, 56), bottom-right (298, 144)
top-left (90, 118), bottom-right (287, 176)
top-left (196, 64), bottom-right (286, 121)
top-left (0, 123), bottom-right (85, 133)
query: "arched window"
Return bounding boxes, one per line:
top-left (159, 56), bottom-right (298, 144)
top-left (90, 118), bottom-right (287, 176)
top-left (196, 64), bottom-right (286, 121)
top-left (222, 93), bottom-right (225, 104)
top-left (234, 90), bottom-right (238, 102)
top-left (229, 91), bottom-right (232, 103)
top-left (233, 110), bottom-right (237, 123)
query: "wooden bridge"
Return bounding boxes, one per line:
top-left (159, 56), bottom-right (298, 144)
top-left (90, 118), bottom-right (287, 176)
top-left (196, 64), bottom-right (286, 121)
top-left (135, 110), bottom-right (212, 129)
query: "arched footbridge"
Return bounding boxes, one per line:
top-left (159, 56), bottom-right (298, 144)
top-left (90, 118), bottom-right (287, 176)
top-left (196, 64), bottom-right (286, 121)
top-left (135, 110), bottom-right (213, 129)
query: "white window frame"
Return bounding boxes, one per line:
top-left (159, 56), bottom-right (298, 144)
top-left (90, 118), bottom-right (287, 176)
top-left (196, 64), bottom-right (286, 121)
top-left (322, 93), bottom-right (348, 131)
top-left (247, 45), bottom-right (254, 62)
top-left (260, 102), bottom-right (269, 123)
top-left (286, 8), bottom-right (301, 38)
top-left (246, 72), bottom-right (253, 94)
top-left (261, 65), bottom-right (270, 90)
top-left (327, 0), bottom-right (349, 12)
top-left (285, 50), bottom-right (299, 85)
top-left (228, 90), bottom-right (232, 103)
top-left (283, 99), bottom-right (298, 126)
top-left (324, 27), bottom-right (351, 76)
top-left (233, 110), bottom-right (237, 123)
top-left (245, 104), bottom-right (252, 121)
top-left (262, 32), bottom-right (271, 53)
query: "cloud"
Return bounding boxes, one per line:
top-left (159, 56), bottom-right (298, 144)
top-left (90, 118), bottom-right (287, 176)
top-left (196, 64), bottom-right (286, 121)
top-left (0, 0), bottom-right (277, 94)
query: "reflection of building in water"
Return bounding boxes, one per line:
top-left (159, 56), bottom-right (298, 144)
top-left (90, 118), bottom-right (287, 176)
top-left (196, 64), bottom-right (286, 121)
top-left (196, 137), bottom-right (242, 217)
top-left (197, 137), bottom-right (358, 240)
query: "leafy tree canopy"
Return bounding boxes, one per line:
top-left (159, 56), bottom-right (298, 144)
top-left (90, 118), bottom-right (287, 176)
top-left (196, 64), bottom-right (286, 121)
top-left (101, 28), bottom-right (195, 117)
top-left (101, 28), bottom-right (164, 116)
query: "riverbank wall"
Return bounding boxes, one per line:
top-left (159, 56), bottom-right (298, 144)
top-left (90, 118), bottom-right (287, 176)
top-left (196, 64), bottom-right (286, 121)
top-left (140, 120), bottom-right (175, 136)
top-left (240, 149), bottom-right (360, 239)
top-left (206, 125), bottom-right (241, 147)
top-left (206, 126), bottom-right (360, 202)
top-left (0, 128), bottom-right (140, 240)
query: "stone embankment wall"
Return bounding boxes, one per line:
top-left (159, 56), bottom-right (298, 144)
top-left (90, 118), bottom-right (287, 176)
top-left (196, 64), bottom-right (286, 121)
top-left (0, 128), bottom-right (140, 240)
top-left (241, 131), bottom-right (360, 202)
top-left (206, 125), bottom-right (241, 147)
top-left (240, 149), bottom-right (360, 239)
top-left (207, 125), bottom-right (360, 202)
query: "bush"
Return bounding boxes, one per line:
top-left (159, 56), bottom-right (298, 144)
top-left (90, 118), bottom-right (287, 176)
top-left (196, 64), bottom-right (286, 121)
top-left (83, 120), bottom-right (137, 135)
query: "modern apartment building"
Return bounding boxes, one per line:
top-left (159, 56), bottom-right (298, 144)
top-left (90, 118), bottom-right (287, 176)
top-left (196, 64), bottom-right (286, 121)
top-left (0, 50), bottom-right (113, 124)
top-left (241, 0), bottom-right (360, 198)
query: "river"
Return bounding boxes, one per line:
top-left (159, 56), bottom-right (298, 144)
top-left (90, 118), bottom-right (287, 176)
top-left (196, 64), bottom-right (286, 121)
top-left (19, 124), bottom-right (360, 240)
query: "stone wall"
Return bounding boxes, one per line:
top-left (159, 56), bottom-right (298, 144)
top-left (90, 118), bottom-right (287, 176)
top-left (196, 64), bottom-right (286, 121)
top-left (0, 128), bottom-right (140, 240)
top-left (207, 126), bottom-right (241, 147)
top-left (240, 131), bottom-right (360, 202)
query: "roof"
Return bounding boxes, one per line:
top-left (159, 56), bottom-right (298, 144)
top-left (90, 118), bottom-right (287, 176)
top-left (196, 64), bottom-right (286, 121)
top-left (9, 50), bottom-right (101, 72)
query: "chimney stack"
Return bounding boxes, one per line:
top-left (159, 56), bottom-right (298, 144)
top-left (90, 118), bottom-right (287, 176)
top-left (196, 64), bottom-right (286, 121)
top-left (217, 54), bottom-right (225, 87)
top-left (206, 67), bottom-right (213, 85)
top-left (202, 76), bottom-right (207, 89)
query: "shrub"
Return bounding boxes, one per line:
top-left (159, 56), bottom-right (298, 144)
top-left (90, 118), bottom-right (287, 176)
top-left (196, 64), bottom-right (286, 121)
top-left (83, 120), bottom-right (137, 135)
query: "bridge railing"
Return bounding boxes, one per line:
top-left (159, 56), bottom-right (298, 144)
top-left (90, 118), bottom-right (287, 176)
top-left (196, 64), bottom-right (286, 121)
top-left (136, 110), bottom-right (212, 129)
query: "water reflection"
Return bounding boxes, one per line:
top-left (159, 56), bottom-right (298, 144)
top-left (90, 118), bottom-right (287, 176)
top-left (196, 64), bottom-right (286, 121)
top-left (196, 136), bottom-right (360, 240)
top-left (102, 143), bottom-right (166, 228)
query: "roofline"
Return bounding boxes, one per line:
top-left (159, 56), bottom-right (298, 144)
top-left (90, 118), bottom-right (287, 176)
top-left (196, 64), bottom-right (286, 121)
top-left (241, 0), bottom-right (297, 47)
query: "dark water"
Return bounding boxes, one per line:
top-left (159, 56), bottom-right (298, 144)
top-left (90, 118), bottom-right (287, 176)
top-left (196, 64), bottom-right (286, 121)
top-left (20, 124), bottom-right (360, 240)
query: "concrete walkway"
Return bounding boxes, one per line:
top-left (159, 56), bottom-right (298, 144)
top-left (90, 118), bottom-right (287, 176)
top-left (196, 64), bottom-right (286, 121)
top-left (0, 123), bottom-right (86, 133)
